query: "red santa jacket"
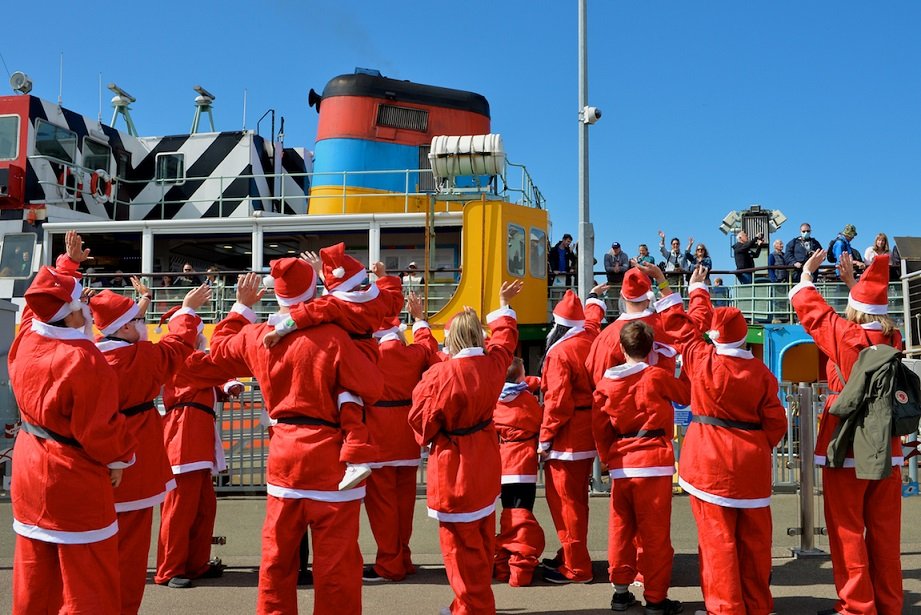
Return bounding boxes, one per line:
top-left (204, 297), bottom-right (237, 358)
top-left (657, 290), bottom-right (787, 508)
top-left (494, 380), bottom-right (542, 483)
top-left (789, 281), bottom-right (904, 467)
top-left (97, 309), bottom-right (200, 511)
top-left (409, 308), bottom-right (518, 521)
top-left (593, 362), bottom-right (690, 478)
top-left (585, 310), bottom-right (679, 387)
top-left (210, 305), bottom-right (384, 500)
top-left (539, 299), bottom-right (605, 459)
top-left (368, 321), bottom-right (439, 466)
top-left (9, 305), bottom-right (136, 543)
top-left (162, 351), bottom-right (241, 475)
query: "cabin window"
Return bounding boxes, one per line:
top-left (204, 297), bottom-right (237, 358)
top-left (377, 104), bottom-right (429, 132)
top-left (156, 153), bottom-right (185, 184)
top-left (0, 233), bottom-right (36, 279)
top-left (529, 227), bottom-right (547, 279)
top-left (35, 119), bottom-right (77, 164)
top-left (83, 138), bottom-right (111, 174)
top-left (507, 224), bottom-right (525, 277)
top-left (0, 115), bottom-right (19, 161)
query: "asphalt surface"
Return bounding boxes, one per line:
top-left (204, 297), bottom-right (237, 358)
top-left (1, 491), bottom-right (919, 614)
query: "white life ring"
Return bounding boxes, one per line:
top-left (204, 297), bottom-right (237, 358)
top-left (89, 169), bottom-right (113, 205)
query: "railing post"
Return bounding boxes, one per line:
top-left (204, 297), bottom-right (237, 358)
top-left (791, 382), bottom-right (827, 558)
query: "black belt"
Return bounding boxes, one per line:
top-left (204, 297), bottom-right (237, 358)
top-left (443, 419), bottom-right (492, 437)
top-left (373, 399), bottom-right (412, 408)
top-left (612, 428), bottom-right (666, 440)
top-left (167, 402), bottom-right (216, 418)
top-left (121, 401), bottom-right (156, 417)
top-left (349, 332), bottom-right (373, 340)
top-left (575, 405), bottom-right (592, 412)
top-left (499, 434), bottom-right (538, 444)
top-left (692, 415), bottom-right (762, 431)
top-left (20, 420), bottom-right (82, 448)
top-left (274, 415), bottom-right (341, 429)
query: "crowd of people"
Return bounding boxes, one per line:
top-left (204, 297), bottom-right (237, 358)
top-left (7, 229), bottom-right (907, 615)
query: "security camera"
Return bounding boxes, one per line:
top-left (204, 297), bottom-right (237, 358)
top-left (581, 106), bottom-right (602, 124)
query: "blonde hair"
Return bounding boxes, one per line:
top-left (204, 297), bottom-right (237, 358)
top-left (844, 306), bottom-right (898, 337)
top-left (445, 307), bottom-right (484, 355)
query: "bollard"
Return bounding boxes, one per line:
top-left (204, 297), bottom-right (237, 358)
top-left (590, 457), bottom-right (611, 495)
top-left (791, 382), bottom-right (827, 558)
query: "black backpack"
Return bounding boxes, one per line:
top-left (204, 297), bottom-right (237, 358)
top-left (826, 238), bottom-right (840, 263)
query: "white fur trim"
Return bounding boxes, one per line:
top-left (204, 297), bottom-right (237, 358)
top-left (223, 380), bottom-right (244, 394)
top-left (452, 347), bottom-right (485, 358)
top-left (13, 519), bottom-right (118, 545)
top-left (100, 302), bottom-right (140, 336)
top-left (486, 306), bottom-right (517, 323)
top-left (653, 293), bottom-right (682, 312)
top-left (609, 466), bottom-right (674, 479)
top-left (714, 344), bottom-right (752, 358)
top-left (427, 500), bottom-right (496, 523)
top-left (603, 362), bottom-right (649, 380)
top-left (330, 268), bottom-right (367, 293)
top-left (412, 320), bottom-right (430, 333)
top-left (546, 326), bottom-right (584, 354)
top-left (115, 478), bottom-right (177, 512)
top-left (368, 458), bottom-right (421, 469)
top-left (375, 331), bottom-right (402, 344)
top-left (678, 477), bottom-right (771, 508)
top-left (553, 314), bottom-right (585, 327)
top-left (538, 441), bottom-right (551, 453)
top-left (787, 280), bottom-right (815, 301)
top-left (106, 453), bottom-right (136, 470)
top-left (501, 474), bottom-right (538, 484)
top-left (813, 454), bottom-right (901, 468)
top-left (171, 461), bottom-right (215, 475)
top-left (262, 275), bottom-right (275, 288)
top-left (860, 322), bottom-right (884, 331)
top-left (267, 482), bottom-right (365, 502)
top-left (31, 319), bottom-right (92, 341)
top-left (652, 342), bottom-right (677, 358)
top-left (230, 302), bottom-right (258, 323)
top-left (275, 281), bottom-right (317, 307)
top-left (547, 450), bottom-right (597, 461)
top-left (332, 266), bottom-right (345, 278)
top-left (96, 338), bottom-right (130, 353)
top-left (47, 279), bottom-right (85, 323)
top-left (618, 309), bottom-right (655, 321)
top-left (331, 283), bottom-right (379, 303)
top-left (585, 297), bottom-right (607, 311)
top-left (689, 283), bottom-right (709, 293)
top-left (847, 294), bottom-right (888, 315)
top-left (337, 391), bottom-right (363, 408)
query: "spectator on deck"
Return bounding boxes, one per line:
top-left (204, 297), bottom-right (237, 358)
top-left (175, 263), bottom-right (201, 287)
top-left (830, 225), bottom-right (864, 279)
top-left (549, 234), bottom-right (575, 286)
top-left (684, 240), bottom-right (712, 284)
top-left (732, 230), bottom-right (764, 284)
top-left (634, 244), bottom-right (655, 268)
top-left (768, 240), bottom-right (789, 283)
top-left (401, 262), bottom-right (425, 293)
top-left (711, 277), bottom-right (730, 307)
top-left (784, 222), bottom-right (822, 283)
top-left (110, 270), bottom-right (128, 288)
top-left (658, 232), bottom-right (687, 285)
top-left (863, 233), bottom-right (890, 266)
top-left (604, 242), bottom-right (630, 286)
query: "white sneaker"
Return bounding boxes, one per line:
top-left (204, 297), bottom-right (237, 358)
top-left (439, 608), bottom-right (451, 615)
top-left (338, 463), bottom-right (371, 490)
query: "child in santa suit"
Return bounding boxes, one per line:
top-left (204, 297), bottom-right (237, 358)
top-left (209, 266), bottom-right (384, 615)
top-left (593, 320), bottom-right (690, 615)
top-left (155, 324), bottom-right (245, 588)
top-left (538, 287), bottom-right (606, 584)
top-left (409, 280), bottom-right (522, 615)
top-left (264, 243), bottom-right (404, 489)
top-left (362, 293), bottom-right (439, 582)
top-left (10, 231), bottom-right (136, 614)
top-left (647, 262), bottom-right (787, 615)
top-left (493, 357), bottom-right (545, 587)
top-left (585, 268), bottom-right (680, 387)
top-left (87, 280), bottom-right (210, 613)
top-left (789, 251), bottom-right (904, 615)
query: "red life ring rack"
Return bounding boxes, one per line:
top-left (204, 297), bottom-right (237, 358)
top-left (89, 169), bottom-right (113, 204)
top-left (58, 166), bottom-right (79, 193)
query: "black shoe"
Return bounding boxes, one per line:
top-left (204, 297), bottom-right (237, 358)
top-left (611, 590), bottom-right (637, 612)
top-left (362, 565), bottom-right (392, 583)
top-left (198, 563), bottom-right (225, 579)
top-left (166, 577), bottom-right (192, 589)
top-left (543, 568), bottom-right (592, 585)
top-left (645, 598), bottom-right (683, 615)
top-left (816, 610), bottom-right (839, 615)
top-left (297, 569), bottom-right (313, 586)
top-left (540, 556), bottom-right (562, 570)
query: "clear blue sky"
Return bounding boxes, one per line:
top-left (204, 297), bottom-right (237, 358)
top-left (3, 1), bottom-right (919, 272)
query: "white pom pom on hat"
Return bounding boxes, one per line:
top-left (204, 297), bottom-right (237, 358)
top-left (332, 267), bottom-right (345, 279)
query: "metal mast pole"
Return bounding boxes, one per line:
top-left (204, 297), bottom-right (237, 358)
top-left (577, 0), bottom-right (594, 299)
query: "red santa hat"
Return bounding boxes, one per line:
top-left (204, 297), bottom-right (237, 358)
top-left (621, 268), bottom-right (652, 302)
top-left (263, 257), bottom-right (317, 307)
top-left (90, 290), bottom-right (140, 336)
top-left (24, 266), bottom-right (84, 323)
top-left (155, 305), bottom-right (204, 334)
top-left (848, 254), bottom-right (889, 315)
top-left (706, 307), bottom-right (748, 347)
top-left (320, 242), bottom-right (366, 293)
top-left (373, 315), bottom-right (407, 339)
top-left (553, 290), bottom-right (585, 327)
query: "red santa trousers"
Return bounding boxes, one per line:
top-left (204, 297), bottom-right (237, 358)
top-left (338, 402), bottom-right (377, 465)
top-left (494, 506), bottom-right (545, 587)
top-left (258, 495), bottom-right (362, 615)
top-left (544, 458), bottom-right (594, 581)
top-left (822, 466), bottom-right (903, 615)
top-left (13, 534), bottom-right (120, 615)
top-left (439, 513), bottom-right (496, 615)
top-left (689, 496), bottom-right (773, 615)
top-left (608, 476), bottom-right (673, 603)
top-left (364, 465), bottom-right (417, 580)
top-left (118, 507), bottom-right (154, 615)
top-left (155, 469), bottom-right (217, 583)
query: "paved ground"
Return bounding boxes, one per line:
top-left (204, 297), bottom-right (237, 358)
top-left (1, 492), bottom-right (919, 614)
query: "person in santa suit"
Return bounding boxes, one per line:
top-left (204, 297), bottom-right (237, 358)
top-left (493, 357), bottom-right (545, 587)
top-left (585, 268), bottom-right (681, 387)
top-left (264, 244), bottom-right (404, 489)
top-left (155, 319), bottom-right (245, 588)
top-left (209, 265), bottom-right (384, 615)
top-left (647, 261), bottom-right (787, 615)
top-left (408, 280), bottom-right (522, 615)
top-left (88, 278), bottom-right (210, 612)
top-left (538, 286), bottom-right (606, 584)
top-left (9, 231), bottom-right (136, 615)
top-left (362, 292), bottom-right (439, 583)
top-left (789, 250), bottom-right (904, 615)
top-left (593, 320), bottom-right (690, 615)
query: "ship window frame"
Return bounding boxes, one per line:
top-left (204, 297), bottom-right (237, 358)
top-left (507, 223), bottom-right (526, 278)
top-left (82, 137), bottom-right (112, 174)
top-left (529, 227), bottom-right (547, 279)
top-left (0, 115), bottom-right (19, 161)
top-left (0, 232), bottom-right (37, 279)
top-left (155, 152), bottom-right (186, 185)
top-left (34, 118), bottom-right (77, 165)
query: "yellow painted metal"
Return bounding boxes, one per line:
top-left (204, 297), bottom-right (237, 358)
top-left (308, 186), bottom-right (463, 215)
